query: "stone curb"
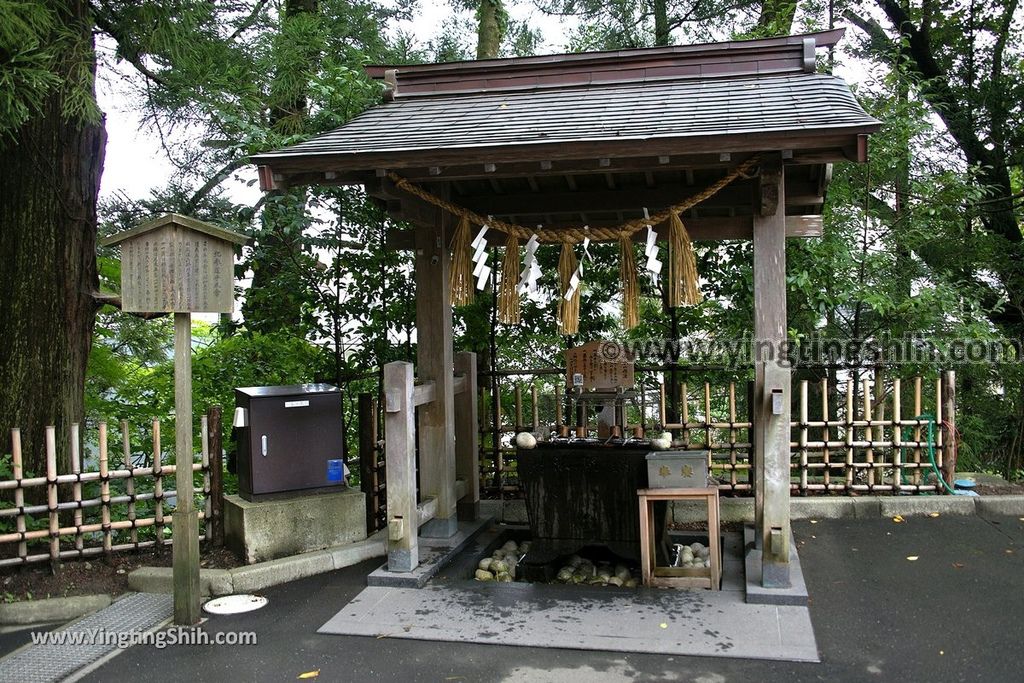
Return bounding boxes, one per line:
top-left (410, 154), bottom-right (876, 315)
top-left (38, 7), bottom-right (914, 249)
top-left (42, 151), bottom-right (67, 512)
top-left (127, 532), bottom-right (387, 597)
top-left (0, 594), bottom-right (112, 626)
top-left (485, 494), bottom-right (1024, 525)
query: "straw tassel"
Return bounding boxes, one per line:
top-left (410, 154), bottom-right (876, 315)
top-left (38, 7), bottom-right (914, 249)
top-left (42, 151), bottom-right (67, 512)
top-left (558, 242), bottom-right (581, 335)
top-left (619, 234), bottom-right (640, 329)
top-left (449, 215), bottom-right (474, 306)
top-left (498, 233), bottom-right (521, 325)
top-left (667, 211), bottom-right (702, 307)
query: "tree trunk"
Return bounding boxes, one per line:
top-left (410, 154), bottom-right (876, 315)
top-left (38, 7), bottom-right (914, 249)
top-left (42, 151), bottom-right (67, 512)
top-left (0, 0), bottom-right (105, 477)
top-left (755, 0), bottom-right (798, 36)
top-left (653, 0), bottom-right (670, 46)
top-left (243, 0), bottom-right (318, 333)
top-left (477, 0), bottom-right (503, 59)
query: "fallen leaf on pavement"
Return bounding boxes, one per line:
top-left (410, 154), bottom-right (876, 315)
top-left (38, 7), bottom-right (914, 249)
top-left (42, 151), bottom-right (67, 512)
top-left (906, 556), bottom-right (919, 561)
top-left (928, 512), bottom-right (940, 518)
top-left (297, 671), bottom-right (320, 679)
top-left (952, 563), bottom-right (964, 569)
top-left (892, 515), bottom-right (905, 523)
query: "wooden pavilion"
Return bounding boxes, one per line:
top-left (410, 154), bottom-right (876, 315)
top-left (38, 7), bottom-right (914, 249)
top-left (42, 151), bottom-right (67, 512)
top-left (252, 28), bottom-right (879, 588)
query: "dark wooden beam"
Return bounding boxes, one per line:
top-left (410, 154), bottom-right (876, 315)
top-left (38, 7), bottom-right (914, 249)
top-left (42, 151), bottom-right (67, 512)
top-left (385, 214), bottom-right (821, 249)
top-left (454, 180), bottom-right (821, 216)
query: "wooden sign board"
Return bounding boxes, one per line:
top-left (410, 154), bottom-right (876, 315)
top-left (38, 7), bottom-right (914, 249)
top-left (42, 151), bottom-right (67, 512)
top-left (100, 213), bottom-right (248, 314)
top-left (565, 340), bottom-right (635, 391)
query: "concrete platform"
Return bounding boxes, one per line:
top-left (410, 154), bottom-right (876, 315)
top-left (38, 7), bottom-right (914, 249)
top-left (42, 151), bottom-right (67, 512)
top-left (366, 516), bottom-right (492, 588)
top-left (320, 581), bottom-right (818, 662)
top-left (743, 526), bottom-right (810, 606)
top-left (324, 522), bottom-right (818, 662)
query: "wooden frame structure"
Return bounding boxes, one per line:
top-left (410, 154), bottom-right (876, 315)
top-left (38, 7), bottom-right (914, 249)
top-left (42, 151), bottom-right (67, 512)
top-left (252, 29), bottom-right (879, 589)
top-left (638, 487), bottom-right (721, 590)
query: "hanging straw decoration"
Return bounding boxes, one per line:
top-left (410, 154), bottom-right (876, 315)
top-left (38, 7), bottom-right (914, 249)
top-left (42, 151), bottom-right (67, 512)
top-left (558, 242), bottom-right (581, 335)
top-left (449, 215), bottom-right (474, 306)
top-left (666, 211), bottom-right (702, 307)
top-left (618, 234), bottom-right (640, 329)
top-left (498, 233), bottom-right (521, 325)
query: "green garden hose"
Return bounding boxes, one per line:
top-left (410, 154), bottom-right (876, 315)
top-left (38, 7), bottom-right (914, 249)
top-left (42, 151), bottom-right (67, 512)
top-left (913, 413), bottom-right (958, 495)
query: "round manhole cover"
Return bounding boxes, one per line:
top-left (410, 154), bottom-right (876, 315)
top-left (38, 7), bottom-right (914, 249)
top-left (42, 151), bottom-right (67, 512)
top-left (203, 594), bottom-right (268, 615)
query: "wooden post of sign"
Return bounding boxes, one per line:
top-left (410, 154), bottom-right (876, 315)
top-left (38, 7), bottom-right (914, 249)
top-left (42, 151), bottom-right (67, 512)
top-left (100, 214), bottom-right (248, 625)
top-left (415, 195), bottom-right (457, 538)
top-left (173, 312), bottom-right (201, 625)
top-left (752, 154), bottom-right (791, 588)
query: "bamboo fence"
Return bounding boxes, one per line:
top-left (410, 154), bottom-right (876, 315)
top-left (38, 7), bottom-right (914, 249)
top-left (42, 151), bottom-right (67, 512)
top-left (477, 368), bottom-right (955, 498)
top-left (1, 418), bottom-right (213, 567)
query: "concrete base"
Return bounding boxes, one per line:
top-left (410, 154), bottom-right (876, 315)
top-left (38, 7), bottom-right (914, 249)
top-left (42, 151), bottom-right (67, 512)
top-left (420, 515), bottom-right (458, 538)
top-left (368, 516), bottom-right (492, 588)
top-left (225, 489), bottom-right (366, 564)
top-left (743, 525), bottom-right (809, 606)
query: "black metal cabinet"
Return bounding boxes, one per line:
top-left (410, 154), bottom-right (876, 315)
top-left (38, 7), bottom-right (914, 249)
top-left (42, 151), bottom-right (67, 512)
top-left (235, 384), bottom-right (346, 501)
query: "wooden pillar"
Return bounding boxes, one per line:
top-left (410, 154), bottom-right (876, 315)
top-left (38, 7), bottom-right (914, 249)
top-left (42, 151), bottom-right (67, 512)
top-left (172, 312), bottom-right (201, 624)
top-left (385, 361), bottom-right (418, 571)
top-left (415, 192), bottom-right (458, 538)
top-left (207, 405), bottom-right (225, 547)
top-left (752, 155), bottom-right (791, 588)
top-left (454, 351), bottom-right (480, 521)
top-left (358, 393), bottom-right (380, 533)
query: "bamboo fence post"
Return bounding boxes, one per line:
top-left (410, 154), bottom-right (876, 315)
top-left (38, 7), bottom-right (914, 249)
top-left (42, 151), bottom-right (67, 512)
top-left (153, 419), bottom-right (165, 546)
top-left (45, 426), bottom-right (59, 564)
top-left (11, 429), bottom-right (26, 561)
top-left (99, 421), bottom-right (111, 552)
top-left (554, 384), bottom-right (563, 433)
top-left (531, 384), bottom-right (539, 430)
top-left (681, 381), bottom-right (690, 445)
top-left (359, 393), bottom-right (378, 534)
top-left (201, 415), bottom-right (211, 535)
top-left (799, 380), bottom-right (808, 493)
top-left (821, 377), bottom-right (831, 489)
top-left (659, 381), bottom-right (667, 428)
top-left (943, 370), bottom-right (957, 486)
top-left (728, 382), bottom-right (738, 489)
top-left (703, 382), bottom-right (712, 466)
top-left (121, 420), bottom-right (138, 546)
top-left (70, 422), bottom-right (83, 553)
top-left (207, 405), bottom-right (224, 546)
top-left (893, 378), bottom-right (902, 491)
top-left (514, 384), bottom-right (523, 431)
top-left (845, 381), bottom-right (854, 488)
top-left (935, 376), bottom-right (944, 476)
top-left (863, 377), bottom-right (874, 489)
top-left (913, 377), bottom-right (923, 486)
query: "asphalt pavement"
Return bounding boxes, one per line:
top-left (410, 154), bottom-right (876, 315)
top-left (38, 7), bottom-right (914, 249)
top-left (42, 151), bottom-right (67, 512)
top-left (59, 513), bottom-right (1024, 682)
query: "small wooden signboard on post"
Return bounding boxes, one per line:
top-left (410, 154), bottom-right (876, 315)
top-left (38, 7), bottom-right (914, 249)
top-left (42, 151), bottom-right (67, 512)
top-left (101, 213), bottom-right (248, 625)
top-left (565, 340), bottom-right (636, 391)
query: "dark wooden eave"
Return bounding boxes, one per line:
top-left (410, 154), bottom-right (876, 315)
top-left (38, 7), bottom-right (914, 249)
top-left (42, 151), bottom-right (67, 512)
top-left (251, 29), bottom-right (878, 242)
